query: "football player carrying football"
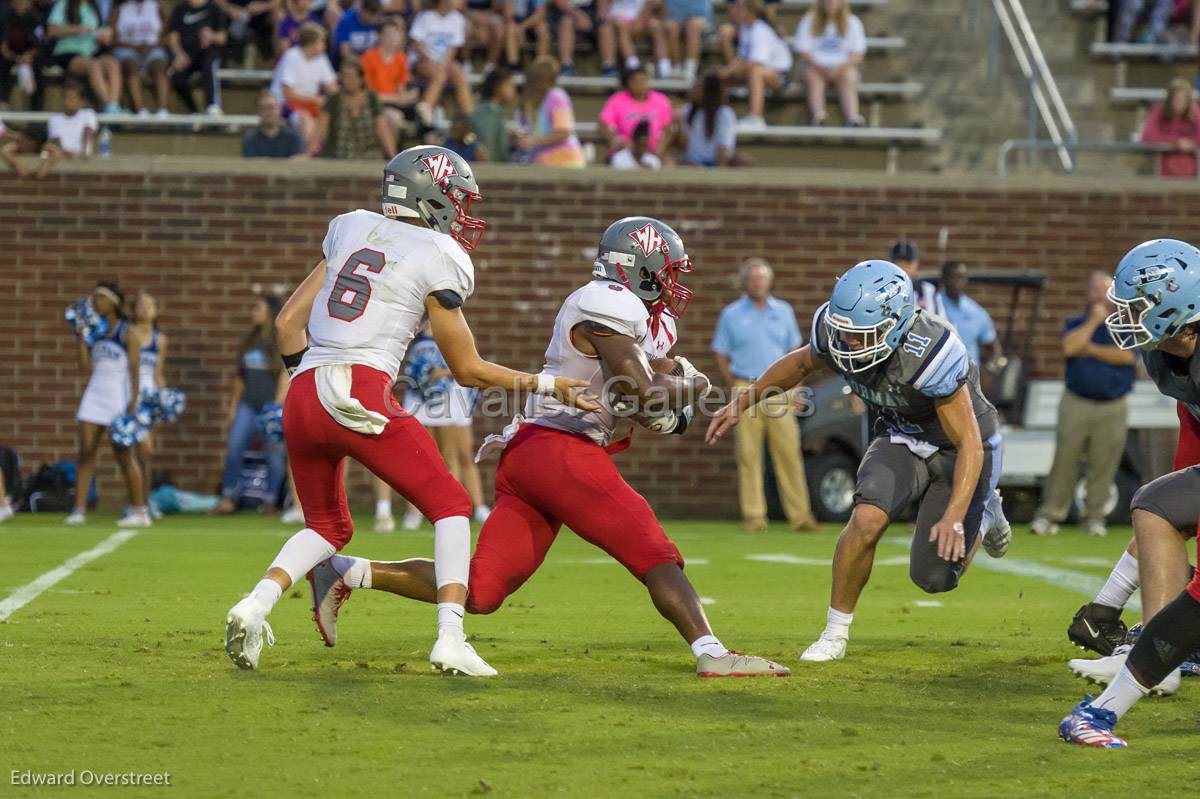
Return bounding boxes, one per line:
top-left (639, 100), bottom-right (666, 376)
top-left (306, 217), bottom-right (792, 678)
top-left (222, 145), bottom-right (596, 677)
top-left (1060, 239), bottom-right (1200, 747)
top-left (707, 260), bottom-right (1011, 662)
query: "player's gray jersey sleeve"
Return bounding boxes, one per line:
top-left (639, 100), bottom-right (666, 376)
top-left (899, 321), bottom-right (971, 399)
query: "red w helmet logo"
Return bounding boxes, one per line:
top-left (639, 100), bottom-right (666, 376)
top-left (629, 222), bottom-right (668, 257)
top-left (421, 152), bottom-right (458, 185)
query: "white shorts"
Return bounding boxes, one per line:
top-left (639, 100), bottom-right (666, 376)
top-left (405, 382), bottom-right (476, 428)
top-left (77, 373), bottom-right (131, 426)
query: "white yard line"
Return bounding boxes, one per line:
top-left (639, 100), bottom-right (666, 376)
top-left (0, 530), bottom-right (140, 622)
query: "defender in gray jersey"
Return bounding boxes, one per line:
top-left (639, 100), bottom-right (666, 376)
top-left (708, 260), bottom-right (1010, 662)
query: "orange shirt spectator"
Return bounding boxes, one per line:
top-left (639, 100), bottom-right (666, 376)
top-left (1141, 77), bottom-right (1200, 178)
top-left (362, 45), bottom-right (408, 94)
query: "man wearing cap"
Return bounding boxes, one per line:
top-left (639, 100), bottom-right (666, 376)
top-left (712, 257), bottom-right (819, 533)
top-left (890, 239), bottom-right (943, 316)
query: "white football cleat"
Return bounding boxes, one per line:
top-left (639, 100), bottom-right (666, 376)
top-left (117, 508), bottom-right (153, 528)
top-left (224, 596), bottom-right (275, 671)
top-left (1069, 648), bottom-right (1181, 696)
top-left (374, 513), bottom-right (396, 533)
top-left (280, 506), bottom-right (304, 525)
top-left (983, 489), bottom-right (1010, 558)
top-left (0, 502), bottom-right (13, 524)
top-left (401, 510), bottom-right (422, 531)
top-left (64, 511), bottom-right (86, 526)
top-left (429, 631), bottom-right (497, 677)
top-left (800, 634), bottom-right (847, 662)
top-left (696, 650), bottom-right (791, 678)
top-left (1030, 517), bottom-right (1058, 536)
top-left (307, 558), bottom-right (352, 647)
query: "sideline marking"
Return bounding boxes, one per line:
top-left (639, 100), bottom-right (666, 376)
top-left (0, 530), bottom-right (139, 622)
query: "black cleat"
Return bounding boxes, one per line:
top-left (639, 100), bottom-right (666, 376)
top-left (1067, 603), bottom-right (1128, 656)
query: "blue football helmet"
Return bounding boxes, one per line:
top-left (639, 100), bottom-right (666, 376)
top-left (1107, 239), bottom-right (1200, 350)
top-left (825, 260), bottom-right (917, 373)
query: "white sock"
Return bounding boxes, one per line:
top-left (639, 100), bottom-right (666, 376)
top-left (624, 55), bottom-right (640, 70)
top-left (250, 579), bottom-right (282, 614)
top-left (331, 554), bottom-right (372, 589)
top-left (1094, 552), bottom-right (1139, 610)
top-left (437, 602), bottom-right (465, 637)
top-left (824, 607), bottom-right (854, 639)
top-left (433, 516), bottom-right (471, 589)
top-left (269, 528), bottom-right (336, 586)
top-left (1092, 665), bottom-right (1150, 720)
top-left (690, 634), bottom-right (728, 659)
top-left (375, 499), bottom-right (392, 518)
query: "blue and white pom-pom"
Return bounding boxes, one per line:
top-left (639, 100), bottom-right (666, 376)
top-left (404, 338), bottom-right (453, 404)
top-left (110, 413), bottom-right (151, 448)
top-left (135, 387), bottom-right (187, 425)
top-left (256, 402), bottom-right (284, 443)
top-left (64, 298), bottom-right (109, 345)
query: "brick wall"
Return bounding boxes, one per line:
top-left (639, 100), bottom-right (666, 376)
top-left (3, 161), bottom-right (1197, 517)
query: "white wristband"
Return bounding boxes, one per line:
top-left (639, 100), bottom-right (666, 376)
top-left (535, 372), bottom-right (556, 396)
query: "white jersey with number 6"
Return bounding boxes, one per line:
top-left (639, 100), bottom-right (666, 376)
top-left (297, 209), bottom-right (475, 381)
top-left (526, 279), bottom-right (678, 446)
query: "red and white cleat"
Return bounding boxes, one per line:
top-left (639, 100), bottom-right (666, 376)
top-left (697, 650), bottom-right (791, 678)
top-left (307, 558), bottom-right (353, 648)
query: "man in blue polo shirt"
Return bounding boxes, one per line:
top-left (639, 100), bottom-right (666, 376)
top-left (938, 260), bottom-right (999, 365)
top-left (1031, 272), bottom-right (1137, 538)
top-left (712, 258), bottom-right (817, 533)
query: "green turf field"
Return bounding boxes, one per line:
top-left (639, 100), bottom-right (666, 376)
top-left (1, 514), bottom-right (1195, 797)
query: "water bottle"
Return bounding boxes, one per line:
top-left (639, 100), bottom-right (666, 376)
top-left (98, 127), bottom-right (112, 159)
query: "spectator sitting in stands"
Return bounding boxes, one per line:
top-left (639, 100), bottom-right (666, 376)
top-left (503, 0), bottom-right (550, 71)
top-left (333, 0), bottom-right (382, 64)
top-left (242, 90), bottom-right (306, 157)
top-left (610, 118), bottom-right (661, 169)
top-left (463, 0), bottom-right (506, 69)
top-left (444, 112), bottom-right (483, 161)
top-left (166, 0), bottom-right (227, 114)
top-left (516, 54), bottom-right (585, 166)
top-left (1117, 0), bottom-right (1172, 44)
top-left (0, 118), bottom-right (39, 176)
top-left (793, 0), bottom-right (864, 127)
top-left (663, 0), bottom-right (711, 82)
top-left (271, 22), bottom-right (336, 143)
top-left (596, 0), bottom-right (666, 78)
top-left (111, 0), bottom-right (170, 117)
top-left (472, 65), bottom-right (514, 162)
top-left (679, 72), bottom-right (741, 166)
top-left (938, 260), bottom-right (1000, 366)
top-left (215, 0), bottom-right (278, 68)
top-left (1141, 76), bottom-right (1200, 178)
top-left (46, 0), bottom-right (124, 113)
top-left (307, 54), bottom-right (396, 159)
top-left (718, 0), bottom-right (791, 131)
top-left (39, 80), bottom-right (98, 176)
top-left (275, 0), bottom-right (322, 57)
top-left (0, 0), bottom-right (44, 111)
top-left (598, 63), bottom-right (674, 162)
top-left (410, 0), bottom-right (474, 117)
top-left (363, 19), bottom-right (418, 138)
top-left (545, 0), bottom-right (595, 77)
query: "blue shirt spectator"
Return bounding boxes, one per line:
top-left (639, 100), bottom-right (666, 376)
top-left (937, 261), bottom-right (997, 364)
top-left (712, 259), bottom-right (802, 381)
top-left (333, 0), bottom-right (381, 61)
top-left (1062, 313), bottom-right (1135, 401)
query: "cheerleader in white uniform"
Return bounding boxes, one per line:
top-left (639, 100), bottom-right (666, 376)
top-left (67, 283), bottom-right (151, 527)
top-left (399, 330), bottom-right (491, 530)
top-left (130, 292), bottom-right (167, 516)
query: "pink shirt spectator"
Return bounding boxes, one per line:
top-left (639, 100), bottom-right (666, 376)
top-left (599, 89), bottom-right (673, 151)
top-left (1141, 102), bottom-right (1200, 178)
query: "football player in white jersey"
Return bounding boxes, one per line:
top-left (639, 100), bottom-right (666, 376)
top-left (304, 217), bottom-right (793, 678)
top-left (223, 145), bottom-right (596, 676)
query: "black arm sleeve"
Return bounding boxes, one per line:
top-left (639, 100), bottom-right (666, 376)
top-left (430, 290), bottom-right (464, 309)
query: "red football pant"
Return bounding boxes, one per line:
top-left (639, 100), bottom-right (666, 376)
top-left (1174, 402), bottom-right (1200, 471)
top-left (283, 365), bottom-right (471, 549)
top-left (466, 424), bottom-right (684, 614)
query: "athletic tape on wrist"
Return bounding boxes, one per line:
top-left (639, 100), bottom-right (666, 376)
top-left (535, 372), bottom-right (555, 396)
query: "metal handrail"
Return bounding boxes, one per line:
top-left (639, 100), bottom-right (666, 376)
top-left (992, 0), bottom-right (1077, 171)
top-left (996, 138), bottom-right (1175, 176)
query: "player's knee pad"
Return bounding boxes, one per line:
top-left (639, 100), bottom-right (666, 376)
top-left (1128, 591), bottom-right (1200, 686)
top-left (465, 588), bottom-right (504, 615)
top-left (417, 477), bottom-right (472, 525)
top-left (910, 565), bottom-right (960, 595)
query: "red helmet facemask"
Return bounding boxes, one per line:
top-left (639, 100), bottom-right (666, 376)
top-left (652, 253), bottom-right (693, 318)
top-left (442, 183), bottom-right (486, 252)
